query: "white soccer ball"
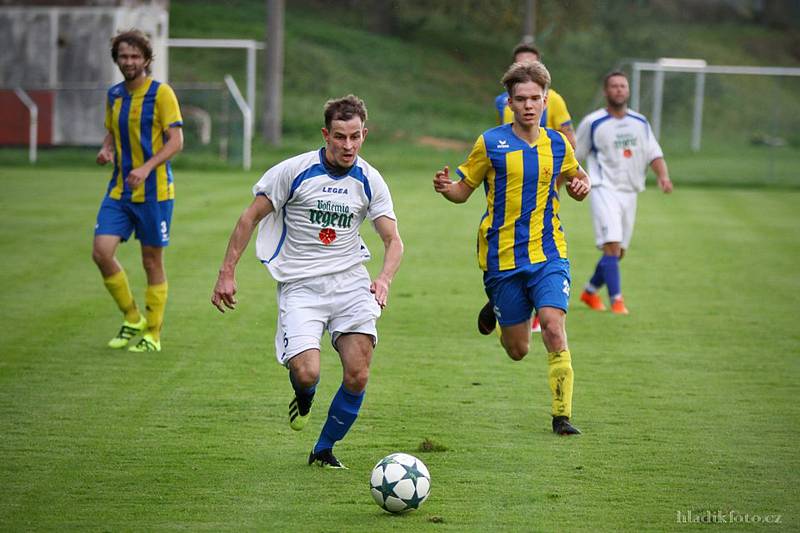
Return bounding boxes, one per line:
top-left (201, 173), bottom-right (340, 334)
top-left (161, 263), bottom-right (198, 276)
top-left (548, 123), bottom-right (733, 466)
top-left (370, 452), bottom-right (431, 513)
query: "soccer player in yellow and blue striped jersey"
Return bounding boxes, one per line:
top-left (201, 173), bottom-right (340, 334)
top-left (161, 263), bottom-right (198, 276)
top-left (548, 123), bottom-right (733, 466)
top-left (92, 30), bottom-right (183, 353)
top-left (434, 61), bottom-right (590, 435)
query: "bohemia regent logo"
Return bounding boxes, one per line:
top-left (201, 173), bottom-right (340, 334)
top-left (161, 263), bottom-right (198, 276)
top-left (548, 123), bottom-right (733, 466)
top-left (310, 200), bottom-right (354, 245)
top-left (319, 228), bottom-right (336, 244)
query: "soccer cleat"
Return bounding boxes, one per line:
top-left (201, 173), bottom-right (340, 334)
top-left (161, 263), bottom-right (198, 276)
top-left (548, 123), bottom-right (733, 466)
top-left (128, 333), bottom-right (161, 352)
top-left (478, 300), bottom-right (497, 335)
top-left (580, 290), bottom-right (606, 311)
top-left (107, 315), bottom-right (147, 348)
top-left (531, 314), bottom-right (541, 333)
top-left (289, 396), bottom-right (311, 431)
top-left (552, 416), bottom-right (581, 436)
top-left (308, 448), bottom-right (347, 469)
top-left (610, 296), bottom-right (629, 315)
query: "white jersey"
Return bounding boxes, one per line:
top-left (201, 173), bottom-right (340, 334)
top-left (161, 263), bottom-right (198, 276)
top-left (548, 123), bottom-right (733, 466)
top-left (575, 108), bottom-right (663, 193)
top-left (253, 149), bottom-right (396, 282)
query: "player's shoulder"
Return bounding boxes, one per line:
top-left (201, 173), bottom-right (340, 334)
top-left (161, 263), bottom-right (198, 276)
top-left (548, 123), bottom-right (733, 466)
top-left (547, 88), bottom-right (566, 103)
top-left (107, 81), bottom-right (126, 99)
top-left (481, 123), bottom-right (513, 142)
top-left (579, 108), bottom-right (612, 128)
top-left (624, 109), bottom-right (650, 125)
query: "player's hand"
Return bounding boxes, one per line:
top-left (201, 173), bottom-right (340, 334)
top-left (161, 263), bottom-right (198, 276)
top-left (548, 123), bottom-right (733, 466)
top-left (370, 277), bottom-right (390, 308)
top-left (211, 271), bottom-right (238, 313)
top-left (126, 166), bottom-right (150, 188)
top-left (433, 166), bottom-right (453, 194)
top-left (658, 175), bottom-right (673, 194)
top-left (566, 175), bottom-right (590, 201)
top-left (96, 147), bottom-right (114, 165)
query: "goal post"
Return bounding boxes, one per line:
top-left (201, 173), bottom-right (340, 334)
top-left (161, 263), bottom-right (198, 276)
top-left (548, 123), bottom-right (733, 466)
top-left (631, 58), bottom-right (800, 152)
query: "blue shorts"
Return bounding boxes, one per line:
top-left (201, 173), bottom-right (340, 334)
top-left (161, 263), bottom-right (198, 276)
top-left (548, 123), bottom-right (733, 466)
top-left (483, 258), bottom-right (571, 326)
top-left (94, 197), bottom-right (173, 247)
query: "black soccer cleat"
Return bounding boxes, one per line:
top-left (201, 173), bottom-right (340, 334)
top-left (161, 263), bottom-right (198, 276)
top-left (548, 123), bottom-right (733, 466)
top-left (552, 416), bottom-right (581, 436)
top-left (477, 300), bottom-right (497, 335)
top-left (308, 448), bottom-right (347, 469)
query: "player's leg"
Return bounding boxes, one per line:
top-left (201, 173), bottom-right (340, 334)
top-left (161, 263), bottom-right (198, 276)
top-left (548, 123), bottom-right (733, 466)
top-left (582, 188), bottom-right (621, 312)
top-left (287, 348), bottom-right (321, 431)
top-left (486, 270), bottom-right (534, 360)
top-left (531, 259), bottom-right (580, 435)
top-left (609, 193), bottom-right (638, 315)
top-left (308, 266), bottom-right (380, 468)
top-left (130, 201), bottom-right (172, 352)
top-left (275, 279), bottom-right (327, 432)
top-left (600, 242), bottom-right (627, 314)
top-left (308, 332), bottom-right (373, 469)
top-left (93, 199), bottom-right (145, 347)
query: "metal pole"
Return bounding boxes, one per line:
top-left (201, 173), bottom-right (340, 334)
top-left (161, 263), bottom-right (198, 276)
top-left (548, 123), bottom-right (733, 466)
top-left (691, 71), bottom-right (705, 152)
top-left (14, 88), bottom-right (38, 164)
top-left (224, 75), bottom-right (252, 171)
top-left (263, 0), bottom-right (285, 145)
top-left (631, 64), bottom-right (641, 111)
top-left (247, 44), bottom-right (256, 124)
top-left (523, 0), bottom-right (536, 43)
top-left (651, 68), bottom-right (664, 139)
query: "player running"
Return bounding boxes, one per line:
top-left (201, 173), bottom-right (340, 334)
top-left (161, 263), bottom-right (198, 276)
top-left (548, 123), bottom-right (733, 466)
top-left (434, 61), bottom-right (590, 435)
top-left (574, 71), bottom-right (673, 314)
top-left (211, 95), bottom-right (403, 468)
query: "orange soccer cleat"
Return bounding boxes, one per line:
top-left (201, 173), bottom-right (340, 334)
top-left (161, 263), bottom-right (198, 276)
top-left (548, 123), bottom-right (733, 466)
top-left (580, 290), bottom-right (607, 311)
top-left (610, 296), bottom-right (629, 315)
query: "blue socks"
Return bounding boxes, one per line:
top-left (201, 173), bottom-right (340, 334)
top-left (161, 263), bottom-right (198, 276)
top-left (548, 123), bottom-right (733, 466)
top-left (588, 258), bottom-right (606, 290)
top-left (314, 384), bottom-right (364, 453)
top-left (599, 255), bottom-right (621, 300)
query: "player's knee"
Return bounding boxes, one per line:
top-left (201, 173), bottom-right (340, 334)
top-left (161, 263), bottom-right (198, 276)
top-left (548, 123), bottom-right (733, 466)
top-left (292, 366), bottom-right (320, 389)
top-left (91, 246), bottom-right (109, 267)
top-left (343, 366), bottom-right (370, 392)
top-left (505, 340), bottom-right (529, 361)
top-left (541, 322), bottom-right (566, 350)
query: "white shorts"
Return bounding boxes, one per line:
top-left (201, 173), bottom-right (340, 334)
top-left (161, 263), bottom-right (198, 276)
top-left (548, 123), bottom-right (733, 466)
top-left (274, 265), bottom-right (381, 366)
top-left (589, 186), bottom-right (638, 250)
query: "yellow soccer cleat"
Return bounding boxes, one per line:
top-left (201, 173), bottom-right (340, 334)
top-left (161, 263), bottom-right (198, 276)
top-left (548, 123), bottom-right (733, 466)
top-left (129, 333), bottom-right (161, 352)
top-left (289, 396), bottom-right (312, 431)
top-left (107, 316), bottom-right (147, 348)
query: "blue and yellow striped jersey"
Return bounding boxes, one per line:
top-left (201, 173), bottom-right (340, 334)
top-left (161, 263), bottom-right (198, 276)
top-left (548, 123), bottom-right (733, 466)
top-left (457, 124), bottom-right (579, 272)
top-left (494, 88), bottom-right (572, 130)
top-left (104, 77), bottom-right (183, 203)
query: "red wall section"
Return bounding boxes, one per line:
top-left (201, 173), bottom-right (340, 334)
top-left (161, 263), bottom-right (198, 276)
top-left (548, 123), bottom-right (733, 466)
top-left (0, 90), bottom-right (53, 146)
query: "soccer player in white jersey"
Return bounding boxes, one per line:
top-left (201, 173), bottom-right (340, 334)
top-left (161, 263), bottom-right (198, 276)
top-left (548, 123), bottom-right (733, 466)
top-left (211, 95), bottom-right (403, 469)
top-left (574, 71), bottom-right (673, 314)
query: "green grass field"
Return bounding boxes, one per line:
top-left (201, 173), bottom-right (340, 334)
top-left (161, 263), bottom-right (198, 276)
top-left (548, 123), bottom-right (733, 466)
top-left (0, 143), bottom-right (798, 531)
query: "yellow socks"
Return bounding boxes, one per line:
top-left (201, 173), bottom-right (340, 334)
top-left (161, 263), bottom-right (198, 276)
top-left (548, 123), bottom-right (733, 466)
top-left (547, 350), bottom-right (574, 418)
top-left (103, 270), bottom-right (140, 323)
top-left (144, 282), bottom-right (168, 341)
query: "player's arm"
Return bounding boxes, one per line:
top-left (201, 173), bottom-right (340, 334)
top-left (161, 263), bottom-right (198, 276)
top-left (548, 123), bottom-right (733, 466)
top-left (370, 216), bottom-right (404, 309)
top-left (96, 131), bottom-right (115, 165)
top-left (557, 165), bottom-right (590, 201)
top-left (650, 157), bottom-right (673, 193)
top-left (433, 166), bottom-right (475, 204)
top-left (558, 123), bottom-right (577, 149)
top-left (211, 194), bottom-right (274, 313)
top-left (126, 126), bottom-right (184, 187)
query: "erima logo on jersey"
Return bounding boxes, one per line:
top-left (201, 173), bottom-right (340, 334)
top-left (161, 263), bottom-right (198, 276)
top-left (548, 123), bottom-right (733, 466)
top-left (496, 140), bottom-right (509, 149)
top-left (322, 186), bottom-right (348, 194)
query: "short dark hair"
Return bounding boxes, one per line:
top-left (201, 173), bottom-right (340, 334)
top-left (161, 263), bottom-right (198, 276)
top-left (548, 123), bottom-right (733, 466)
top-left (502, 61), bottom-right (551, 97)
top-left (512, 42), bottom-right (540, 62)
top-left (323, 94), bottom-right (368, 130)
top-left (111, 29), bottom-right (153, 73)
top-left (603, 70), bottom-right (628, 88)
